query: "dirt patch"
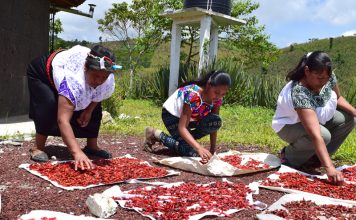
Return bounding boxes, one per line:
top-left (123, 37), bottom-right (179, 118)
top-left (0, 135), bottom-right (284, 220)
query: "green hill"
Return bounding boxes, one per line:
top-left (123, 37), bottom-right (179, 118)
top-left (241, 36), bottom-right (355, 106)
top-left (267, 36), bottom-right (356, 94)
top-left (85, 35), bottom-right (356, 104)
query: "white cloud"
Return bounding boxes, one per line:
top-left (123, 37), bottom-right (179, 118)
top-left (57, 0), bottom-right (130, 42)
top-left (342, 30), bottom-right (356, 36)
top-left (315, 0), bottom-right (356, 25)
top-left (253, 0), bottom-right (356, 26)
top-left (253, 0), bottom-right (309, 25)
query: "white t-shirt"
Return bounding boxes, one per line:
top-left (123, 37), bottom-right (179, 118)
top-left (163, 88), bottom-right (185, 118)
top-left (272, 77), bottom-right (337, 133)
top-left (51, 45), bottom-right (115, 111)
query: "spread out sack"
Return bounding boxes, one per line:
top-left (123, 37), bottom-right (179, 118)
top-left (18, 210), bottom-right (112, 220)
top-left (258, 165), bottom-right (356, 204)
top-left (256, 193), bottom-right (356, 220)
top-left (156, 150), bottom-right (280, 176)
top-left (19, 154), bottom-right (179, 190)
top-left (102, 179), bottom-right (265, 220)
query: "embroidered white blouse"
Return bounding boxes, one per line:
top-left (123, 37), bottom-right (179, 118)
top-left (272, 74), bottom-right (337, 133)
top-left (51, 45), bottom-right (115, 111)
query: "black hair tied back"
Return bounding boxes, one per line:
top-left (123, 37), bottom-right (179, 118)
top-left (208, 71), bottom-right (232, 87)
top-left (179, 70), bottom-right (231, 88)
top-left (86, 45), bottom-right (116, 71)
top-left (286, 51), bottom-right (332, 81)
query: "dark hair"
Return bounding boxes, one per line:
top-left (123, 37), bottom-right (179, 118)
top-left (179, 70), bottom-right (231, 88)
top-left (85, 45), bottom-right (116, 71)
top-left (286, 51), bottom-right (332, 81)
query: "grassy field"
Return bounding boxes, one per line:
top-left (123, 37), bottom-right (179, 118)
top-left (103, 99), bottom-right (356, 164)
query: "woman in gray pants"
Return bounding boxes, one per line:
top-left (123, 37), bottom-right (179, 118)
top-left (272, 51), bottom-right (355, 184)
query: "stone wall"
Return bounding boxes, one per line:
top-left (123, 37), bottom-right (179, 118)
top-left (0, 0), bottom-right (49, 119)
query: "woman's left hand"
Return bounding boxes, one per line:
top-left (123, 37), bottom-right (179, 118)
top-left (77, 110), bottom-right (92, 127)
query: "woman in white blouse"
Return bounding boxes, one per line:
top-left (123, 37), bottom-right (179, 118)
top-left (272, 51), bottom-right (355, 184)
top-left (27, 45), bottom-right (119, 170)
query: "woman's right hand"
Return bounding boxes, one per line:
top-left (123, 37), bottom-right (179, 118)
top-left (73, 151), bottom-right (95, 170)
top-left (197, 147), bottom-right (213, 164)
top-left (325, 166), bottom-right (344, 185)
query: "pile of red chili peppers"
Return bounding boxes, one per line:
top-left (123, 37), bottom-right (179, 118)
top-left (266, 199), bottom-right (355, 219)
top-left (29, 157), bottom-right (168, 187)
top-left (114, 181), bottom-right (252, 220)
top-left (220, 155), bottom-right (270, 170)
top-left (261, 172), bottom-right (356, 200)
top-left (342, 166), bottom-right (356, 182)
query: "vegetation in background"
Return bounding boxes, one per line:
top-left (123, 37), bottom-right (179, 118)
top-left (103, 99), bottom-right (356, 164)
top-left (224, 0), bottom-right (280, 68)
top-left (97, 0), bottom-right (279, 95)
top-left (50, 18), bottom-right (63, 38)
top-left (47, 3), bottom-right (355, 164)
top-left (97, 0), bottom-right (180, 96)
top-left (261, 36), bottom-right (356, 106)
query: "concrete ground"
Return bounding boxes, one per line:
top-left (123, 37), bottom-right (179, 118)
top-left (0, 115), bottom-right (35, 138)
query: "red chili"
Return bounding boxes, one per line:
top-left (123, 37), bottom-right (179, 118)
top-left (261, 172), bottom-right (356, 200)
top-left (266, 199), bottom-right (356, 219)
top-left (220, 155), bottom-right (270, 170)
top-left (29, 157), bottom-right (169, 187)
top-left (114, 181), bottom-right (252, 220)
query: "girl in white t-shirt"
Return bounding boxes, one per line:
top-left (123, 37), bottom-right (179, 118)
top-left (143, 70), bottom-right (231, 164)
top-left (272, 51), bottom-right (356, 184)
top-left (27, 45), bottom-right (120, 170)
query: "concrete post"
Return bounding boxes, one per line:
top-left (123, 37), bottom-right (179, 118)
top-left (168, 21), bottom-right (182, 95)
top-left (198, 16), bottom-right (212, 76)
top-left (209, 25), bottom-right (219, 65)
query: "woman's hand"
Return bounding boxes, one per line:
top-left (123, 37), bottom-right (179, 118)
top-left (77, 109), bottom-right (92, 127)
top-left (197, 147), bottom-right (213, 164)
top-left (325, 166), bottom-right (344, 185)
top-left (73, 151), bottom-right (95, 170)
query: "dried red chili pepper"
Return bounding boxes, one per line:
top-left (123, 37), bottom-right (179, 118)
top-left (220, 155), bottom-right (270, 170)
top-left (261, 172), bottom-right (356, 201)
top-left (114, 181), bottom-right (252, 220)
top-left (266, 199), bottom-right (356, 219)
top-left (341, 166), bottom-right (356, 182)
top-left (29, 157), bottom-right (169, 187)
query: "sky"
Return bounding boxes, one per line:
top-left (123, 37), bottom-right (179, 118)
top-left (57, 0), bottom-right (356, 48)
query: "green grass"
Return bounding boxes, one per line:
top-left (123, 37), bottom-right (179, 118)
top-left (102, 99), bottom-right (356, 164)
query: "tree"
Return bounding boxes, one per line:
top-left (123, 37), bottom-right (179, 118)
top-left (223, 0), bottom-right (279, 68)
top-left (49, 18), bottom-right (64, 51)
top-left (97, 0), bottom-right (177, 96)
top-left (53, 18), bottom-right (64, 36)
top-left (98, 0), bottom-right (278, 85)
top-left (165, 0), bottom-right (279, 70)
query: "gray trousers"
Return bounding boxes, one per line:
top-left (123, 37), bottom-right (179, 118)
top-left (277, 109), bottom-right (355, 167)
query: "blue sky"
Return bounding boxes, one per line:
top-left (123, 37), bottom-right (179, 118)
top-left (57, 0), bottom-right (356, 48)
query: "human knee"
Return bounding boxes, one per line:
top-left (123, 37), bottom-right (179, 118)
top-left (334, 110), bottom-right (355, 127)
top-left (320, 127), bottom-right (331, 145)
top-left (200, 114), bottom-right (222, 131)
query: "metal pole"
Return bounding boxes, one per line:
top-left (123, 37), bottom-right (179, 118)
top-left (50, 12), bottom-right (55, 53)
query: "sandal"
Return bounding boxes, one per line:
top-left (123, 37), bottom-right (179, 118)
top-left (30, 150), bottom-right (49, 162)
top-left (83, 147), bottom-right (112, 159)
